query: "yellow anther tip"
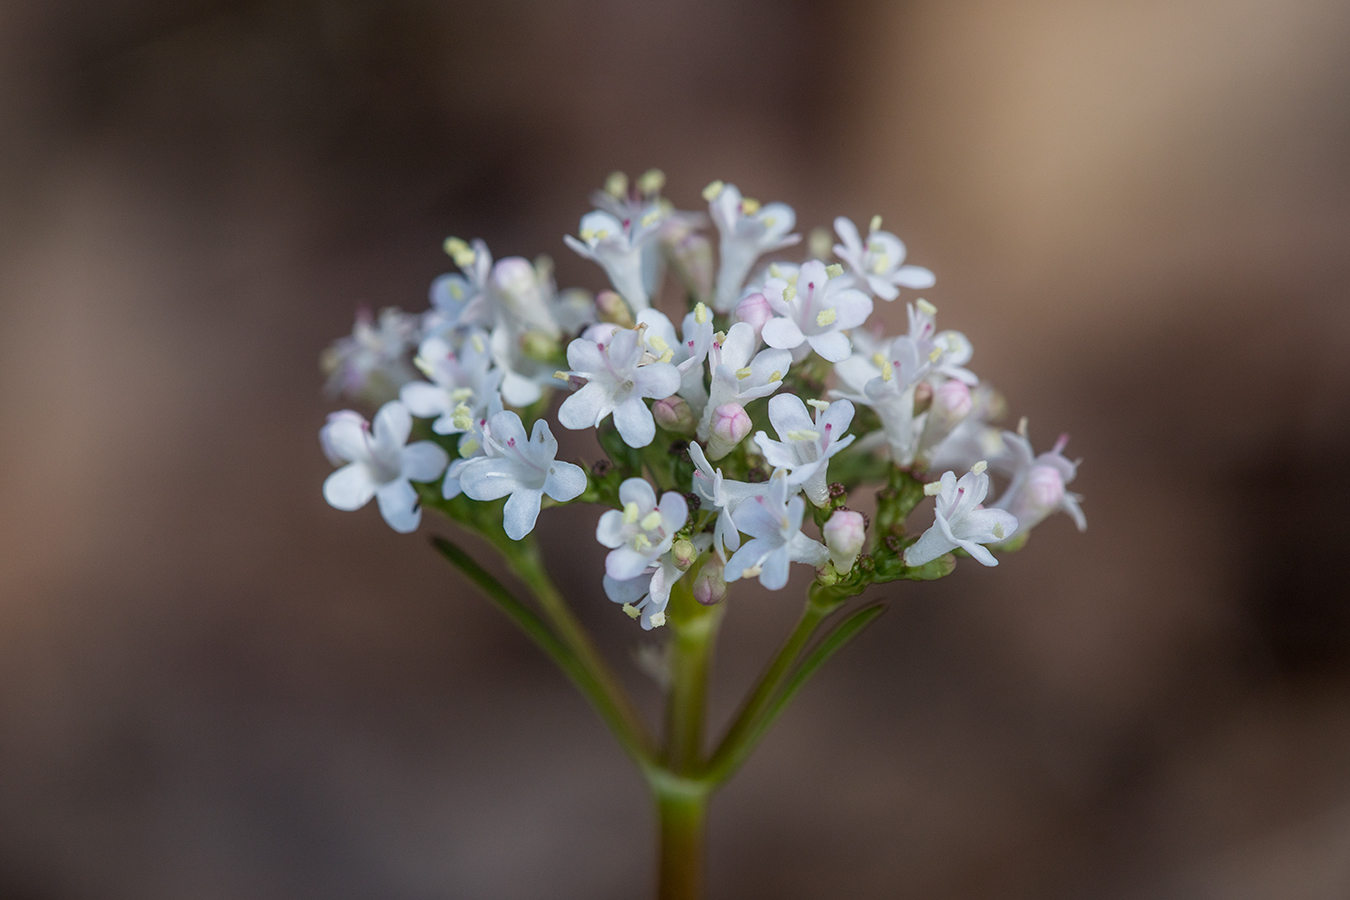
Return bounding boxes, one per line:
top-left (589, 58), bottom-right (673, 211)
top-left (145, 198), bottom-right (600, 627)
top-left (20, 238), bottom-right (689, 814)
top-left (702, 180), bottom-right (725, 201)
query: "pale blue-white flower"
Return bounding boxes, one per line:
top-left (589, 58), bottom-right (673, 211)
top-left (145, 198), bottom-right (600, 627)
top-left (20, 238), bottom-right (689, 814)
top-left (689, 440), bottom-right (760, 561)
top-left (558, 327), bottom-right (681, 448)
top-left (832, 215), bottom-right (935, 301)
top-left (705, 181), bottom-right (800, 312)
top-left (907, 299), bottom-right (976, 385)
top-left (723, 470), bottom-right (829, 590)
top-left (564, 208), bottom-right (666, 312)
top-left (832, 335), bottom-right (931, 466)
top-left (321, 401), bottom-right (449, 533)
top-left (760, 260), bottom-right (873, 363)
top-left (904, 463), bottom-right (1019, 567)
top-left (456, 409), bottom-right (586, 540)
top-left (423, 237), bottom-right (494, 338)
top-left (399, 330), bottom-right (502, 435)
top-left (597, 479), bottom-right (691, 629)
top-left (754, 394), bottom-right (856, 507)
top-left (635, 303), bottom-right (715, 414)
top-left (322, 307), bottom-right (421, 405)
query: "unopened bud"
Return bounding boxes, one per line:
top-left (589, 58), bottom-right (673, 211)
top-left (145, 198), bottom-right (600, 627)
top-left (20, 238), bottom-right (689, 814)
top-left (932, 379), bottom-right (972, 419)
top-left (692, 556), bottom-right (727, 605)
top-left (671, 538), bottom-right (698, 571)
top-left (734, 292), bottom-right (773, 338)
top-left (808, 226), bottom-right (833, 261)
top-left (595, 289), bottom-right (635, 328)
top-left (913, 380), bottom-right (933, 413)
top-left (706, 403), bottom-right (751, 460)
top-left (664, 231), bottom-right (714, 305)
top-left (823, 509), bottom-right (866, 573)
top-left (652, 395), bottom-right (697, 436)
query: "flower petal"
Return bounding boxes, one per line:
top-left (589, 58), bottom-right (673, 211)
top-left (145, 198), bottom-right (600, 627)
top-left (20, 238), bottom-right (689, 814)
top-left (558, 382), bottom-right (613, 430)
top-left (323, 463), bottom-right (377, 511)
top-left (613, 396), bottom-right (656, 448)
top-left (375, 479), bottom-right (421, 533)
top-left (502, 487), bottom-right (544, 540)
top-left (401, 441), bottom-right (449, 482)
top-left (544, 460), bottom-right (587, 502)
top-left (761, 316), bottom-right (804, 350)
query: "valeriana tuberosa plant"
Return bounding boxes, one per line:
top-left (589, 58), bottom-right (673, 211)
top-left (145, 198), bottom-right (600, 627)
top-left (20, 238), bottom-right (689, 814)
top-left (320, 171), bottom-right (1085, 899)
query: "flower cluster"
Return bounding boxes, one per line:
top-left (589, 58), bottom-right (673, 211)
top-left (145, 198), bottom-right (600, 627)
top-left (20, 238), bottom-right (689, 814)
top-left (320, 172), bottom-right (1085, 627)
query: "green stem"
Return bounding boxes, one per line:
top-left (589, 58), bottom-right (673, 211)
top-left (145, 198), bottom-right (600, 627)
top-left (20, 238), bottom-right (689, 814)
top-left (705, 586), bottom-right (845, 780)
top-left (655, 784), bottom-right (708, 900)
top-left (502, 538), bottom-right (659, 764)
top-left (664, 577), bottom-right (723, 773)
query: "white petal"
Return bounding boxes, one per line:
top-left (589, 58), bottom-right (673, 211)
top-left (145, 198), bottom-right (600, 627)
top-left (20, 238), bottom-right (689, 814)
top-left (806, 330), bottom-right (851, 363)
top-left (400, 381), bottom-right (450, 419)
top-left (373, 401), bottom-right (413, 449)
top-left (459, 458), bottom-right (528, 501)
top-left (558, 382), bottom-right (613, 430)
top-left (607, 546), bottom-right (655, 581)
top-left (613, 396), bottom-right (656, 448)
top-left (767, 393), bottom-right (813, 437)
top-left (632, 362), bottom-right (680, 400)
top-left (760, 316), bottom-right (805, 351)
top-left (604, 573), bottom-right (652, 605)
top-left (543, 460), bottom-right (587, 502)
top-left (402, 441), bottom-right (450, 482)
top-left (618, 477), bottom-right (657, 511)
top-left (757, 547), bottom-right (791, 590)
top-left (321, 412), bottom-right (369, 464)
top-left (375, 479), bottom-right (421, 533)
top-left (502, 488), bottom-right (544, 540)
top-left (323, 463), bottom-right (377, 511)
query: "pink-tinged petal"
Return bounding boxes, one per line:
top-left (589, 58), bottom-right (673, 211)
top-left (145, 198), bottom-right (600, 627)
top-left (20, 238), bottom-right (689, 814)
top-left (893, 265), bottom-right (935, 289)
top-left (566, 337), bottom-right (606, 373)
top-left (820, 399), bottom-right (855, 436)
top-left (767, 393), bottom-right (813, 437)
top-left (632, 362), bottom-right (680, 401)
top-left (830, 289), bottom-right (873, 330)
top-left (323, 463), bottom-right (377, 511)
top-left (373, 400), bottom-right (413, 449)
top-left (607, 546), bottom-right (654, 581)
top-left (806, 330), bottom-right (852, 362)
top-left (459, 458), bottom-right (528, 501)
top-left (613, 396), bottom-right (656, 448)
top-left (502, 487), bottom-right (545, 540)
top-left (761, 316), bottom-right (805, 350)
top-left (557, 382), bottom-right (613, 430)
top-left (320, 412), bottom-right (368, 464)
top-left (488, 410), bottom-right (529, 449)
top-left (618, 477), bottom-right (658, 512)
top-left (375, 479), bottom-right (421, 533)
top-left (543, 460), bottom-right (586, 503)
top-left (401, 441), bottom-right (449, 482)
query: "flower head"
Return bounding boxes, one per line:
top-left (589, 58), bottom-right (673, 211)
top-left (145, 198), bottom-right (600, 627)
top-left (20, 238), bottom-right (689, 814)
top-left (760, 260), bottom-right (873, 362)
top-left (832, 215), bottom-right (935, 300)
top-left (597, 479), bottom-right (692, 629)
top-left (754, 394), bottom-right (856, 507)
top-left (558, 327), bottom-right (681, 448)
top-left (564, 208), bottom-right (666, 312)
top-left (321, 401), bottom-right (449, 533)
top-left (456, 410), bottom-right (586, 540)
top-left (723, 470), bottom-right (829, 590)
top-left (399, 330), bottom-right (502, 436)
top-left (706, 181), bottom-right (800, 312)
top-left (904, 463), bottom-right (1019, 567)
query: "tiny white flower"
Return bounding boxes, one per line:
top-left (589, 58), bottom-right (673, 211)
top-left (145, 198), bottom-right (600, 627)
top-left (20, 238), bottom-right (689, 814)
top-left (833, 336), bottom-right (931, 466)
top-left (904, 464), bottom-right (1019, 568)
top-left (832, 215), bottom-right (935, 301)
top-left (706, 181), bottom-right (800, 312)
top-left (907, 300), bottom-right (977, 385)
top-left (456, 409), bottom-right (587, 540)
top-left (689, 440), bottom-right (760, 561)
top-left (558, 327), bottom-right (681, 448)
top-left (754, 394), bottom-right (856, 507)
top-left (991, 430), bottom-right (1085, 533)
top-left (696, 322), bottom-right (791, 440)
top-left (440, 391), bottom-right (504, 500)
top-left (399, 330), bottom-right (502, 435)
top-left (564, 208), bottom-right (666, 312)
top-left (423, 237), bottom-right (494, 338)
top-left (597, 479), bottom-right (694, 629)
top-left (723, 470), bottom-right (830, 590)
top-left (321, 307), bottom-right (421, 405)
top-left (635, 304), bottom-right (715, 414)
top-left (760, 260), bottom-right (873, 362)
top-left (321, 401), bottom-right (449, 534)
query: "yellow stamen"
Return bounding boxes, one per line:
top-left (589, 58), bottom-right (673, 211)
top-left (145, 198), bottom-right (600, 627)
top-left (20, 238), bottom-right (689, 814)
top-left (767, 370), bottom-right (782, 382)
top-left (471, 333), bottom-right (486, 354)
top-left (553, 370), bottom-right (570, 382)
top-left (972, 460), bottom-right (988, 475)
top-left (816, 308), bottom-right (837, 327)
top-left (923, 481), bottom-right (942, 496)
top-left (869, 214), bottom-right (882, 233)
top-left (807, 399), bottom-right (830, 411)
top-left (880, 360), bottom-right (894, 382)
top-left (735, 367), bottom-right (753, 380)
top-left (414, 356), bottom-right (434, 377)
top-left (623, 502), bottom-right (641, 525)
top-left (633, 533), bottom-right (653, 552)
top-left (622, 603), bottom-right (641, 619)
top-left (637, 169), bottom-right (666, 195)
top-left (604, 171), bottom-right (628, 198)
top-left (740, 197), bottom-right (761, 215)
top-left (992, 523), bottom-right (1005, 540)
top-left (694, 302), bottom-right (709, 325)
top-left (640, 511), bottom-right (663, 531)
top-left (451, 403), bottom-right (473, 431)
top-left (459, 437), bottom-right (480, 456)
top-left (785, 429), bottom-right (820, 442)
top-left (929, 347), bottom-right (942, 362)
top-left (743, 564), bottom-right (763, 578)
top-left (782, 283), bottom-right (797, 302)
top-left (648, 611), bottom-right (667, 627)
top-left (824, 263), bottom-right (844, 279)
top-left (916, 299), bottom-right (937, 317)
top-left (640, 210), bottom-right (661, 228)
top-left (702, 180), bottom-right (725, 201)
top-left (769, 263), bottom-right (784, 278)
top-left (443, 237), bottom-right (476, 268)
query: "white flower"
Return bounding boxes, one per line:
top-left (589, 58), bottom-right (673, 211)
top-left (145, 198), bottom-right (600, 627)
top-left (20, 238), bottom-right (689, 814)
top-left (321, 401), bottom-right (449, 534)
top-left (907, 300), bottom-right (976, 385)
top-left (760, 260), bottom-right (873, 362)
top-left (399, 330), bottom-right (502, 435)
top-left (696, 322), bottom-right (791, 440)
top-left (926, 385), bottom-right (1008, 473)
top-left (832, 215), bottom-right (935, 301)
top-left (489, 256), bottom-right (562, 340)
top-left (903, 463), bottom-right (1019, 567)
top-left (833, 336), bottom-right (932, 466)
top-left (564, 208), bottom-right (666, 312)
top-left (991, 430), bottom-right (1085, 533)
top-left (321, 307), bottom-right (420, 405)
top-left (597, 479), bottom-right (691, 629)
top-left (440, 391), bottom-right (504, 500)
top-left (754, 394), bottom-right (856, 507)
top-left (455, 409), bottom-right (586, 540)
top-left (558, 327), bottom-right (681, 448)
top-left (423, 237), bottom-right (494, 338)
top-left (635, 304), bottom-right (715, 414)
top-left (689, 441), bottom-right (760, 561)
top-left (724, 470), bottom-right (829, 590)
top-left (706, 181), bottom-right (800, 312)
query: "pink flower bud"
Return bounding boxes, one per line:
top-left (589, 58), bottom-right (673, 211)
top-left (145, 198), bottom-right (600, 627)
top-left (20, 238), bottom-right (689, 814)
top-left (652, 396), bottom-right (697, 436)
top-left (1025, 465), bottom-right (1066, 512)
top-left (706, 403), bottom-right (751, 459)
top-left (734, 291), bottom-right (773, 338)
top-left (932, 379), bottom-right (973, 419)
top-left (692, 556), bottom-right (727, 605)
top-left (823, 509), bottom-right (866, 573)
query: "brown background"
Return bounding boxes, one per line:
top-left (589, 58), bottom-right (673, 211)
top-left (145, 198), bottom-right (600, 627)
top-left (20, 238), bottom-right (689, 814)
top-left (2, 0), bottom-right (1349, 897)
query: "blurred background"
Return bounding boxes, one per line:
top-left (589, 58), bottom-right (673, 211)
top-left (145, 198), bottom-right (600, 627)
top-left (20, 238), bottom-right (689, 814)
top-left (2, 0), bottom-right (1349, 897)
